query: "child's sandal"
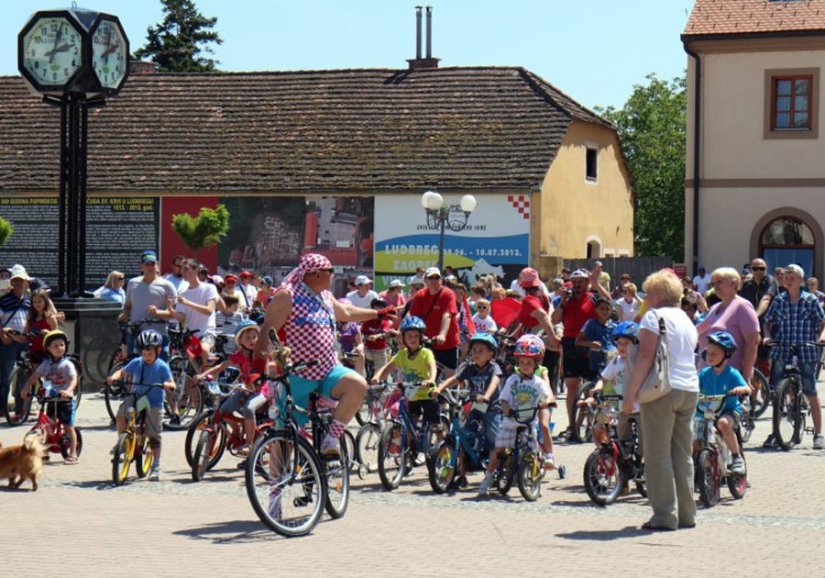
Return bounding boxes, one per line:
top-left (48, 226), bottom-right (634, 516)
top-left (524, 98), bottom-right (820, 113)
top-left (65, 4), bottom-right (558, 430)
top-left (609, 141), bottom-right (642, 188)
top-left (64, 456), bottom-right (79, 465)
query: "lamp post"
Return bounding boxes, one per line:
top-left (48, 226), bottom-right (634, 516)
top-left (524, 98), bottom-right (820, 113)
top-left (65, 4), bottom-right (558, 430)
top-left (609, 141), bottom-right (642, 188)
top-left (420, 191), bottom-right (477, 271)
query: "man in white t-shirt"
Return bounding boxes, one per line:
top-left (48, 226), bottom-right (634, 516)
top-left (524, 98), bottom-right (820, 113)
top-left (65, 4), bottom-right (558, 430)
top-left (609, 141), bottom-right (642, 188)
top-left (692, 266), bottom-right (711, 295)
top-left (173, 259), bottom-right (220, 367)
top-left (239, 270), bottom-right (258, 311)
top-left (346, 275), bottom-right (379, 309)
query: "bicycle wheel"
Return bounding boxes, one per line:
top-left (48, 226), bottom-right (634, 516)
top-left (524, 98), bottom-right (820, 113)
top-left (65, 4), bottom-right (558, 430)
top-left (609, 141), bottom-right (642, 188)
top-left (135, 435), bottom-right (155, 478)
top-left (429, 439), bottom-right (458, 494)
top-left (355, 422), bottom-right (382, 476)
top-left (355, 397), bottom-right (371, 426)
top-left (184, 412), bottom-right (212, 467)
top-left (773, 379), bottom-right (798, 451)
top-left (60, 427), bottom-right (83, 459)
top-left (192, 429), bottom-right (220, 481)
top-left (583, 447), bottom-right (624, 506)
top-left (696, 448), bottom-right (720, 508)
top-left (245, 431), bottom-right (326, 538)
top-left (749, 370), bottom-right (771, 419)
top-left (4, 366), bottom-right (32, 426)
top-left (495, 452), bottom-right (515, 495)
top-left (727, 458), bottom-right (747, 500)
top-left (738, 399), bottom-right (755, 444)
top-left (377, 421), bottom-right (407, 491)
top-left (324, 440), bottom-right (350, 519)
top-left (111, 432), bottom-right (133, 486)
top-left (570, 383), bottom-right (596, 442)
top-left (166, 356), bottom-right (202, 430)
top-left (517, 453), bottom-right (544, 502)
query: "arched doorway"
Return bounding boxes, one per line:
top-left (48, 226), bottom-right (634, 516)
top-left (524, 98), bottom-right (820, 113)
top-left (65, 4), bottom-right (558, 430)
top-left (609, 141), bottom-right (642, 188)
top-left (760, 217), bottom-right (815, 276)
top-left (586, 238), bottom-right (601, 259)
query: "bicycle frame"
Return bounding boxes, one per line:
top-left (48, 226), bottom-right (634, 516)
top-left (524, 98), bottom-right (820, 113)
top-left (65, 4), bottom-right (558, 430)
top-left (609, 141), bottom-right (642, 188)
top-left (30, 395), bottom-right (70, 453)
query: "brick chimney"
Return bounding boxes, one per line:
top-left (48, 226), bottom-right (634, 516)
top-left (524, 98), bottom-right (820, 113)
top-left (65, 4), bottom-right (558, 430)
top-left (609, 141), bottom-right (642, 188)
top-left (129, 60), bottom-right (158, 75)
top-left (407, 6), bottom-right (440, 71)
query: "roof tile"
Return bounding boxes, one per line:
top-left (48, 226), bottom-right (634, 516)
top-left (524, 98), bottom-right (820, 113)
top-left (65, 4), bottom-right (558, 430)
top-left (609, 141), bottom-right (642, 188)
top-left (685, 0), bottom-right (825, 37)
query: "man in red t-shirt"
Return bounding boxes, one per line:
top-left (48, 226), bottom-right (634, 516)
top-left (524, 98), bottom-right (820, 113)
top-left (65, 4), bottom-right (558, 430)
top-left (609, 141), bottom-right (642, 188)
top-left (551, 268), bottom-right (597, 441)
top-left (408, 267), bottom-right (460, 376)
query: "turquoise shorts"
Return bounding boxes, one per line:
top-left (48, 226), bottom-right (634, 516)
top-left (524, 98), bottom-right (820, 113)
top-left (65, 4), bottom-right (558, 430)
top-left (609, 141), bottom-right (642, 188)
top-left (278, 364), bottom-right (358, 426)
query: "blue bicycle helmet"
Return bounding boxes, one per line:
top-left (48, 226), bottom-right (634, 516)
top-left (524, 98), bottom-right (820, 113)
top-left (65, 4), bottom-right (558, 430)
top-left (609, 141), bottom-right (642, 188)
top-left (234, 319), bottom-right (260, 345)
top-left (469, 332), bottom-right (498, 352)
top-left (400, 315), bottom-right (426, 334)
top-left (707, 331), bottom-right (737, 357)
top-left (612, 321), bottom-right (640, 342)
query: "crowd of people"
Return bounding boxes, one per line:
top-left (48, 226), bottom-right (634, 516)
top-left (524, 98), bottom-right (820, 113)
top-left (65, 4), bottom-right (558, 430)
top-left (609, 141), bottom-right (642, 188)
top-left (2, 250), bottom-right (824, 532)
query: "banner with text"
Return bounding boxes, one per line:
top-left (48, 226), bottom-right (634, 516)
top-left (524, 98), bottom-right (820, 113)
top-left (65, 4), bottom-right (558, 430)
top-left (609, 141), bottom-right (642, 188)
top-left (373, 194), bottom-right (530, 291)
top-left (0, 196), bottom-right (159, 289)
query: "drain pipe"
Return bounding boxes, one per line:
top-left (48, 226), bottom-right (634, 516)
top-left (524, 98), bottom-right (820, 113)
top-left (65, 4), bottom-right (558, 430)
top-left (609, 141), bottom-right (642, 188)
top-left (684, 44), bottom-right (701, 276)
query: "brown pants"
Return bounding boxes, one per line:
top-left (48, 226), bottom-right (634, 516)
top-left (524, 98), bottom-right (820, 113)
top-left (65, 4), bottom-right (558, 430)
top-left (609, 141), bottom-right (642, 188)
top-left (639, 389), bottom-right (698, 530)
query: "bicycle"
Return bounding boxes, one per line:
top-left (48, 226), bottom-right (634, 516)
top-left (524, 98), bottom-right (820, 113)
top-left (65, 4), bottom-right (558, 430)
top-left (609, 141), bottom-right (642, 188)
top-left (693, 392), bottom-right (748, 507)
top-left (429, 388), bottom-right (490, 493)
top-left (24, 382), bottom-right (84, 461)
top-left (581, 393), bottom-right (646, 506)
top-left (353, 381), bottom-right (395, 478)
top-left (110, 382), bottom-right (165, 486)
top-left (491, 402), bottom-right (549, 502)
top-left (244, 346), bottom-right (348, 538)
top-left (184, 368), bottom-right (242, 468)
top-left (376, 381), bottom-right (448, 491)
top-left (747, 367), bottom-right (772, 419)
top-left (771, 342), bottom-right (824, 451)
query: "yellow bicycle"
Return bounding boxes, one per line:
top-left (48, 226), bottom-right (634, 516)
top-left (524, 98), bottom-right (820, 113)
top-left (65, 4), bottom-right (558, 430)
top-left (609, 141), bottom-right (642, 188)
top-left (111, 382), bottom-right (162, 486)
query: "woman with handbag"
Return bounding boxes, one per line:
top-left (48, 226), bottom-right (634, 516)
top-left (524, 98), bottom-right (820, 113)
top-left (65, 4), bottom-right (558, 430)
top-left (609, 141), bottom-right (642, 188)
top-left (622, 270), bottom-right (699, 531)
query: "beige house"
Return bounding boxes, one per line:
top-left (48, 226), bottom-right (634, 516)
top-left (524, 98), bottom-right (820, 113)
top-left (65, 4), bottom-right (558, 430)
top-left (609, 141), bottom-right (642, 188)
top-left (683, 0), bottom-right (825, 279)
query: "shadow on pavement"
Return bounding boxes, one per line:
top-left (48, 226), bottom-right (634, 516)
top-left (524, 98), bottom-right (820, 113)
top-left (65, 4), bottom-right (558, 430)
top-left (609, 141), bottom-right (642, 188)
top-left (556, 525), bottom-right (649, 541)
top-left (173, 520), bottom-right (278, 544)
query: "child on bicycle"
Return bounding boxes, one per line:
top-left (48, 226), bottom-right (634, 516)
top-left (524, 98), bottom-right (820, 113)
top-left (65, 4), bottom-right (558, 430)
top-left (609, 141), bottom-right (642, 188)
top-left (581, 322), bottom-right (643, 483)
top-left (576, 296), bottom-right (616, 379)
top-left (696, 331), bottom-right (751, 475)
top-left (20, 330), bottom-right (78, 464)
top-left (372, 316), bottom-right (438, 435)
top-left (432, 332), bottom-right (502, 487)
top-left (479, 334), bottom-right (553, 495)
top-left (107, 329), bottom-right (175, 481)
top-left (360, 298), bottom-right (396, 377)
top-left (197, 320), bottom-right (272, 455)
top-left (471, 298), bottom-right (498, 334)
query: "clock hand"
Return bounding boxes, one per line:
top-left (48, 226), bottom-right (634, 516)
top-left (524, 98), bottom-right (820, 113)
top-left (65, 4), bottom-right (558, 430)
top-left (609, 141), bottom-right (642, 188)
top-left (48, 22), bottom-right (64, 63)
top-left (102, 42), bottom-right (120, 59)
top-left (52, 43), bottom-right (73, 54)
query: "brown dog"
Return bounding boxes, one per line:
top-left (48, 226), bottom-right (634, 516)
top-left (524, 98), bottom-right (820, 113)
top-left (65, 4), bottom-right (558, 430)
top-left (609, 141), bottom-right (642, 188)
top-left (0, 435), bottom-right (44, 491)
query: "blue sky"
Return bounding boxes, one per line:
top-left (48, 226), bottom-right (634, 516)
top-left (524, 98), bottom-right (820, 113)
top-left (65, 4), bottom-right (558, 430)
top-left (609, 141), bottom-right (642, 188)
top-left (5, 0), bottom-right (695, 109)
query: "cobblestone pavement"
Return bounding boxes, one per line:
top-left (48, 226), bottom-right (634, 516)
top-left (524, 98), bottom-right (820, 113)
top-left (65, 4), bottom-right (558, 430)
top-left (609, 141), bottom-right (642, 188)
top-left (3, 388), bottom-right (825, 577)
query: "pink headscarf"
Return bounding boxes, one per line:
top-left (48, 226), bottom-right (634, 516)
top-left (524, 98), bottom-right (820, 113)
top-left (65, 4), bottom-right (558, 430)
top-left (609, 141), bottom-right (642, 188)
top-left (279, 253), bottom-right (333, 289)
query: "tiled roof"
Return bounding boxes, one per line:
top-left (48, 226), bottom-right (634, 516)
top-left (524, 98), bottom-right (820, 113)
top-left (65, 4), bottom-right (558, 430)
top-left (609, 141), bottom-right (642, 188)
top-left (0, 67), bottom-right (611, 194)
top-left (684, 0), bottom-right (825, 37)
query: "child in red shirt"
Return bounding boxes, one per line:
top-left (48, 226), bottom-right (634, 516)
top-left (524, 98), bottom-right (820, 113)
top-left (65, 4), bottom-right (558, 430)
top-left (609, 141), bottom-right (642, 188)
top-left (360, 298), bottom-right (396, 375)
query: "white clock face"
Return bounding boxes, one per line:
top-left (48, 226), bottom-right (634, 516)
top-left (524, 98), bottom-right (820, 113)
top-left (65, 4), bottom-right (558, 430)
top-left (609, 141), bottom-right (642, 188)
top-left (91, 20), bottom-right (127, 89)
top-left (22, 17), bottom-right (82, 88)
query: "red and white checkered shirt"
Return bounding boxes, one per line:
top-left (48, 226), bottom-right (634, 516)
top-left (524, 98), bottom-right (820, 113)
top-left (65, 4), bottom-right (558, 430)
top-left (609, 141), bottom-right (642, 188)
top-left (282, 282), bottom-right (339, 380)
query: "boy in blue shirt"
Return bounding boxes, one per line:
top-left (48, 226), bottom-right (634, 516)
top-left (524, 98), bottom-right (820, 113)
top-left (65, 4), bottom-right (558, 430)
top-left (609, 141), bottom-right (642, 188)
top-left (697, 331), bottom-right (752, 475)
top-left (575, 296), bottom-right (616, 378)
top-left (107, 329), bottom-right (175, 481)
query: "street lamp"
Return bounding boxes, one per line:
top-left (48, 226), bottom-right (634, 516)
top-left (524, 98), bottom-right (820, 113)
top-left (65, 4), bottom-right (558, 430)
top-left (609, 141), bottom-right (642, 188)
top-left (420, 191), bottom-right (477, 271)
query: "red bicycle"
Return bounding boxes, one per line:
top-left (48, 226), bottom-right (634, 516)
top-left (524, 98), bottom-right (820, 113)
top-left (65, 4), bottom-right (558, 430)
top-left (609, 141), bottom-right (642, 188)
top-left (25, 385), bottom-right (83, 461)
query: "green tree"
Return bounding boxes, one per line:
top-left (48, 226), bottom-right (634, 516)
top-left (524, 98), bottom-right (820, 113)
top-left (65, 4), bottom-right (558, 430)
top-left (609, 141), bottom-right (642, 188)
top-left (0, 217), bottom-right (12, 247)
top-left (134, 0), bottom-right (223, 72)
top-left (172, 204), bottom-right (230, 258)
top-left (597, 74), bottom-right (686, 261)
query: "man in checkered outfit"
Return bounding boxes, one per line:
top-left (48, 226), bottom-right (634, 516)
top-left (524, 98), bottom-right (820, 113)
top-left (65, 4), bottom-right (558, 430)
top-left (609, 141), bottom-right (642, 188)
top-left (255, 253), bottom-right (394, 456)
top-left (763, 264), bottom-right (825, 450)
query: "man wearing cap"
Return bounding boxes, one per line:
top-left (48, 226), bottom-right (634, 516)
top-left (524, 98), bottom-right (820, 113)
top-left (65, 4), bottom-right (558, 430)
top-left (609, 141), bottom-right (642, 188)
top-left (256, 253), bottom-right (393, 457)
top-left (239, 270), bottom-right (257, 311)
top-left (346, 275), bottom-right (379, 309)
top-left (122, 251), bottom-right (177, 358)
top-left (0, 265), bottom-right (32, 418)
top-left (763, 264), bottom-right (825, 449)
top-left (693, 266), bottom-right (712, 295)
top-left (409, 267), bottom-right (461, 376)
top-left (551, 268), bottom-right (598, 441)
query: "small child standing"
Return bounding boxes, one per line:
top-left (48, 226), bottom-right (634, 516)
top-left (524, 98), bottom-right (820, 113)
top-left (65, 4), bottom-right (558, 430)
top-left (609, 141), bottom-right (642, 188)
top-left (479, 334), bottom-right (552, 495)
top-left (21, 330), bottom-right (78, 464)
top-left (576, 296), bottom-right (616, 378)
top-left (471, 299), bottom-right (498, 335)
top-left (433, 333), bottom-right (502, 487)
top-left (697, 331), bottom-right (751, 474)
top-left (107, 329), bottom-right (176, 481)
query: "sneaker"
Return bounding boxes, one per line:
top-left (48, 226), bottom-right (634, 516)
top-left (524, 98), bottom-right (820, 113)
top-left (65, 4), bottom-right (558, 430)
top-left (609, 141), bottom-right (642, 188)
top-left (543, 452), bottom-right (555, 470)
top-left (478, 473), bottom-right (493, 496)
top-left (762, 434), bottom-right (777, 449)
top-left (320, 434), bottom-right (340, 457)
top-left (728, 456), bottom-right (746, 475)
top-left (814, 435), bottom-right (825, 450)
top-left (169, 414), bottom-right (181, 426)
top-left (148, 468), bottom-right (161, 482)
